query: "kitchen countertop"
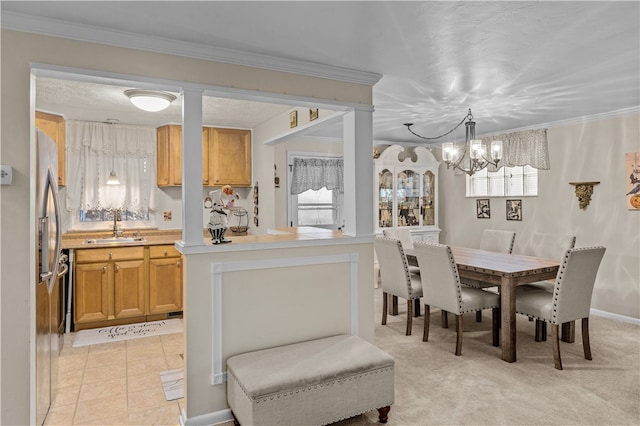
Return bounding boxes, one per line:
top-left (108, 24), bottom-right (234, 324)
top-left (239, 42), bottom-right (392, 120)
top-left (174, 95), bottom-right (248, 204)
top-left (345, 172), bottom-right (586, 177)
top-left (61, 227), bottom-right (347, 250)
top-left (61, 229), bottom-right (184, 250)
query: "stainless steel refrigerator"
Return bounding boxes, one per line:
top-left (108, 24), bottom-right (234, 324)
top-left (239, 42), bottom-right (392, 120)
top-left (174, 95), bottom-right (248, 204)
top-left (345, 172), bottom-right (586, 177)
top-left (36, 129), bottom-right (68, 425)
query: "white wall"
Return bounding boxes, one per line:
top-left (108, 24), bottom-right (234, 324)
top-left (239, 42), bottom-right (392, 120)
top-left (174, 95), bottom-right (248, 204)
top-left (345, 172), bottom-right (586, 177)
top-left (438, 113), bottom-right (640, 319)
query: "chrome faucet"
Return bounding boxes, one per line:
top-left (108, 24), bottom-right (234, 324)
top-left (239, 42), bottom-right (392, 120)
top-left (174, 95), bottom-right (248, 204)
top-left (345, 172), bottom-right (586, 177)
top-left (112, 209), bottom-right (120, 237)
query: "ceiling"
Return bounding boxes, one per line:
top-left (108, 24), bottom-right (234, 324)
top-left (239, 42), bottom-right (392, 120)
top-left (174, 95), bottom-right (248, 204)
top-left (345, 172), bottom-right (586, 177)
top-left (3, 1), bottom-right (639, 144)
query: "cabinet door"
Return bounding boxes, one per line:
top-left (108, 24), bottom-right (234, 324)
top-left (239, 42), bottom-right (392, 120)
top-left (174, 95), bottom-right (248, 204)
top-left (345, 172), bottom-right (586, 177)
top-left (113, 259), bottom-right (145, 319)
top-left (397, 169), bottom-right (420, 227)
top-left (210, 128), bottom-right (251, 186)
top-left (36, 111), bottom-right (66, 186)
top-left (148, 257), bottom-right (183, 314)
top-left (157, 125), bottom-right (182, 186)
top-left (74, 262), bottom-right (109, 324)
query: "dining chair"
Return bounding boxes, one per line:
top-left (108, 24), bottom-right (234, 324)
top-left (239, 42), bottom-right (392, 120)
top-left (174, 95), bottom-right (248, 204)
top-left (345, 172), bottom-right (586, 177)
top-left (515, 246), bottom-right (606, 370)
top-left (520, 233), bottom-right (576, 341)
top-left (374, 237), bottom-right (423, 336)
top-left (462, 229), bottom-right (516, 322)
top-left (412, 242), bottom-right (500, 356)
top-left (382, 228), bottom-right (419, 272)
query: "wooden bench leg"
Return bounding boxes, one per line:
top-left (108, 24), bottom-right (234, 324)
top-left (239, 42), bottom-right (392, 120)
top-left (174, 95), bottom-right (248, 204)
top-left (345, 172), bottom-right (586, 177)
top-left (377, 406), bottom-right (391, 423)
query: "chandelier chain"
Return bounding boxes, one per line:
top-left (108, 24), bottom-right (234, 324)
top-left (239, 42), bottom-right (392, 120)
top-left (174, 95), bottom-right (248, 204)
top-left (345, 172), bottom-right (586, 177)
top-left (404, 108), bottom-right (474, 141)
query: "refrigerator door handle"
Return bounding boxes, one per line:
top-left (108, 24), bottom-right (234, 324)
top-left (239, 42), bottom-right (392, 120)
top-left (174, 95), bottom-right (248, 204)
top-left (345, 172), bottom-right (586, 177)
top-left (39, 216), bottom-right (53, 281)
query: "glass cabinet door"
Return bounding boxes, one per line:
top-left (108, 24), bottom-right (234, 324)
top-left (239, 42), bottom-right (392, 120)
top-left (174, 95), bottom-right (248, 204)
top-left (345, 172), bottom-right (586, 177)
top-left (397, 170), bottom-right (420, 227)
top-left (378, 169), bottom-right (393, 228)
top-left (422, 171), bottom-right (435, 226)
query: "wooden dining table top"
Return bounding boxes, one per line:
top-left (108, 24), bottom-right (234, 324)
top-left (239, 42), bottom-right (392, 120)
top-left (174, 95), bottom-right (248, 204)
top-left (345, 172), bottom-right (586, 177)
top-left (449, 246), bottom-right (560, 276)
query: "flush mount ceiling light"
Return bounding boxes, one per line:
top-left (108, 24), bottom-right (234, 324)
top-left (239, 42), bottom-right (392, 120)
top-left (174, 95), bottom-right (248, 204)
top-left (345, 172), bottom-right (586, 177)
top-left (124, 89), bottom-right (176, 112)
top-left (404, 108), bottom-right (502, 176)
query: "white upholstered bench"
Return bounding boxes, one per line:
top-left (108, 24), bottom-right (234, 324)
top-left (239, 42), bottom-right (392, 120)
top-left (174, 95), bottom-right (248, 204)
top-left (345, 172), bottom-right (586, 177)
top-left (226, 334), bottom-right (395, 425)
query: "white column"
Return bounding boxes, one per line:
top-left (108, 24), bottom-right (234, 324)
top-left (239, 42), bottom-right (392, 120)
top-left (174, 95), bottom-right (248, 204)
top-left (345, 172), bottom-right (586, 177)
top-left (181, 88), bottom-right (204, 246)
top-left (342, 107), bottom-right (374, 237)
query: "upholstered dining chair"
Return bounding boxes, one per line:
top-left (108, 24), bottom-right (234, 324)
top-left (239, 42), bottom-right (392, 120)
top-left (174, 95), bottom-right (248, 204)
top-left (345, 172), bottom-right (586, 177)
top-left (515, 246), bottom-right (606, 370)
top-left (374, 237), bottom-right (423, 336)
top-left (463, 230), bottom-right (516, 292)
top-left (519, 233), bottom-right (576, 341)
top-left (412, 242), bottom-right (500, 356)
top-left (462, 229), bottom-right (516, 321)
top-left (382, 228), bottom-right (419, 269)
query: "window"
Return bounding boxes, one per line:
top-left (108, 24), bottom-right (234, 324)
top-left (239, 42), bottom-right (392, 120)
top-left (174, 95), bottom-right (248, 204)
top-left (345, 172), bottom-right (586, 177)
top-left (466, 165), bottom-right (538, 197)
top-left (66, 121), bottom-right (156, 230)
top-left (288, 152), bottom-right (344, 229)
top-left (293, 187), bottom-right (341, 227)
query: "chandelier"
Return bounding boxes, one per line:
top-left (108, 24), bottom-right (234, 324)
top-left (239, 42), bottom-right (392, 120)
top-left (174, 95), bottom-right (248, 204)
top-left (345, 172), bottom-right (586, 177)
top-left (404, 108), bottom-right (503, 175)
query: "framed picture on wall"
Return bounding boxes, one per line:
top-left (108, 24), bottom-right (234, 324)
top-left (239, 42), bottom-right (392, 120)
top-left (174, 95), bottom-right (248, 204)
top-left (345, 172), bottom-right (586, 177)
top-left (476, 199), bottom-right (490, 218)
top-left (506, 199), bottom-right (522, 221)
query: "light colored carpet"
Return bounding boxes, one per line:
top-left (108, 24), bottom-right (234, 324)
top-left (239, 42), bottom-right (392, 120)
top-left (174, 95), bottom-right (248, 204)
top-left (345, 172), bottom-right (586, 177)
top-left (330, 289), bottom-right (640, 425)
top-left (73, 318), bottom-right (183, 347)
top-left (160, 368), bottom-right (184, 401)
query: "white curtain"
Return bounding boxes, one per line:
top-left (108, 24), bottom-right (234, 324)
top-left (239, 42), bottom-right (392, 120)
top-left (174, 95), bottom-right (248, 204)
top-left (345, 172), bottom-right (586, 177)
top-left (290, 157), bottom-right (344, 195)
top-left (483, 128), bottom-right (550, 172)
top-left (66, 120), bottom-right (156, 215)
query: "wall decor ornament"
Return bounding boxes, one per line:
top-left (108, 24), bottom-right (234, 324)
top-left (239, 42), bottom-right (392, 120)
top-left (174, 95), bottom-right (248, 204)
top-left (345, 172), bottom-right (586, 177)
top-left (625, 152), bottom-right (640, 210)
top-left (506, 199), bottom-right (522, 221)
top-left (569, 181), bottom-right (600, 210)
top-left (289, 110), bottom-right (298, 128)
top-left (476, 199), bottom-right (490, 219)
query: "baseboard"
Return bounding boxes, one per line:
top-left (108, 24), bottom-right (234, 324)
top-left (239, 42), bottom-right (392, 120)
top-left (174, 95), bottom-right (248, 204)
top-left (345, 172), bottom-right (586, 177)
top-left (181, 408), bottom-right (233, 426)
top-left (591, 308), bottom-right (640, 325)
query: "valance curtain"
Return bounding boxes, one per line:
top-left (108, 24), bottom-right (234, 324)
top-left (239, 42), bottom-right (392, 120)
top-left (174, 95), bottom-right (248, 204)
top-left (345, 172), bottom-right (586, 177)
top-left (482, 128), bottom-right (550, 172)
top-left (290, 158), bottom-right (344, 195)
top-left (66, 120), bottom-right (156, 215)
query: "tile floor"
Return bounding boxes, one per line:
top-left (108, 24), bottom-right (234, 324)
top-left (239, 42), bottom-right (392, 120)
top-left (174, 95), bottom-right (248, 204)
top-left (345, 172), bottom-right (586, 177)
top-left (44, 331), bottom-right (184, 426)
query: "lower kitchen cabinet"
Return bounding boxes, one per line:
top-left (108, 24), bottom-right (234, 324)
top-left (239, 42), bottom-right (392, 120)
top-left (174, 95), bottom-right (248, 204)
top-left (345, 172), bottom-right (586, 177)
top-left (73, 245), bottom-right (182, 330)
top-left (148, 245), bottom-right (183, 314)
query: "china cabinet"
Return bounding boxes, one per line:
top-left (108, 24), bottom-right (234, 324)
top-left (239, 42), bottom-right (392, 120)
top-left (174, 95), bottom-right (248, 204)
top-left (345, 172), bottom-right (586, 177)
top-left (374, 145), bottom-right (440, 242)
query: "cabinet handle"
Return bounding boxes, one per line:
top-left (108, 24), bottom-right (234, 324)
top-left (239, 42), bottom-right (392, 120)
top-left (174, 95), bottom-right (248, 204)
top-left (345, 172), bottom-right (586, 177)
top-left (115, 265), bottom-right (120, 272)
top-left (176, 260), bottom-right (181, 267)
top-left (102, 266), bottom-right (107, 273)
top-left (163, 250), bottom-right (168, 256)
top-left (109, 252), bottom-right (113, 259)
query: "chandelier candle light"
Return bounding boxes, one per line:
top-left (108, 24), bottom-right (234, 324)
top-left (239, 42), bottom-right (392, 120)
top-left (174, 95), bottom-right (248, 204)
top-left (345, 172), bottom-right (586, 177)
top-left (405, 109), bottom-right (503, 175)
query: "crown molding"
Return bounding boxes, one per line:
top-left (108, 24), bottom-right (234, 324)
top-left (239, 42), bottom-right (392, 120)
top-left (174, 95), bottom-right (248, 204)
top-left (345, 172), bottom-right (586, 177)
top-left (1, 11), bottom-right (382, 86)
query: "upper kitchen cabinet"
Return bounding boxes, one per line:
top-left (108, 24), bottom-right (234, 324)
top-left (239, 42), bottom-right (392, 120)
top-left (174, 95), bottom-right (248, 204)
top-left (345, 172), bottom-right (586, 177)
top-left (35, 111), bottom-right (66, 186)
top-left (375, 144), bottom-right (440, 243)
top-left (207, 128), bottom-right (252, 186)
top-left (157, 125), bottom-right (252, 187)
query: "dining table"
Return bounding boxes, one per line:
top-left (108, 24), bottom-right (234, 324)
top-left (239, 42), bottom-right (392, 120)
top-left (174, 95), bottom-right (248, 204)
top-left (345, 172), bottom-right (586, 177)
top-left (403, 246), bottom-right (560, 363)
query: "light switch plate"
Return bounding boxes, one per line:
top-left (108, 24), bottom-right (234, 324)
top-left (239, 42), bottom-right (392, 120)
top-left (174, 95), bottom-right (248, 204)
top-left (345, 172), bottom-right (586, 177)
top-left (0, 165), bottom-right (12, 185)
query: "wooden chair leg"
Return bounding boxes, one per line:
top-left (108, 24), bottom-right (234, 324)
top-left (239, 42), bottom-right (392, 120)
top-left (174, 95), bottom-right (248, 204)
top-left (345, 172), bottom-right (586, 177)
top-left (542, 321), bottom-right (547, 341)
top-left (492, 307), bottom-right (500, 347)
top-left (582, 317), bottom-right (592, 360)
top-left (441, 310), bottom-right (448, 328)
top-left (552, 323), bottom-right (562, 370)
top-left (390, 295), bottom-right (398, 315)
top-left (377, 406), bottom-right (391, 424)
top-left (535, 320), bottom-right (547, 341)
top-left (382, 292), bottom-right (388, 325)
top-left (455, 314), bottom-right (463, 356)
top-left (476, 310), bottom-right (482, 322)
top-left (562, 321), bottom-right (576, 343)
top-left (405, 299), bottom-right (413, 336)
top-left (414, 298), bottom-right (421, 317)
top-left (423, 305), bottom-right (430, 342)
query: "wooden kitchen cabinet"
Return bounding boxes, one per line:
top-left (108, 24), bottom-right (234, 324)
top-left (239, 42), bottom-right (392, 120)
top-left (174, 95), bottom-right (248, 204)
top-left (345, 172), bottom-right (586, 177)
top-left (208, 127), bottom-right (252, 186)
top-left (148, 245), bottom-right (183, 314)
top-left (35, 111), bottom-right (66, 186)
top-left (74, 247), bottom-right (145, 330)
top-left (157, 125), bottom-right (252, 187)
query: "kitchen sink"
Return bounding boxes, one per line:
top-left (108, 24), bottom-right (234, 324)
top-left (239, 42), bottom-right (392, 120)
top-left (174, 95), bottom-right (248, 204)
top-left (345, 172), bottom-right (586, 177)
top-left (85, 236), bottom-right (146, 244)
